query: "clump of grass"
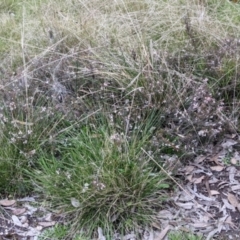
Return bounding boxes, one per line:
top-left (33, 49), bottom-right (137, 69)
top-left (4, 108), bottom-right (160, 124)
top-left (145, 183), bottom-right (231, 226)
top-left (29, 115), bottom-right (170, 238)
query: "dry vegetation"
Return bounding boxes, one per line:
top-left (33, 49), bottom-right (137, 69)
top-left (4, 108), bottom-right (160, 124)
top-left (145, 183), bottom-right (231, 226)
top-left (0, 0), bottom-right (240, 239)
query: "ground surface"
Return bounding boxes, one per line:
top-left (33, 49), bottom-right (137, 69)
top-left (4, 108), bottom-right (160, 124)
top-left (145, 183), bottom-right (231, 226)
top-left (1, 135), bottom-right (240, 240)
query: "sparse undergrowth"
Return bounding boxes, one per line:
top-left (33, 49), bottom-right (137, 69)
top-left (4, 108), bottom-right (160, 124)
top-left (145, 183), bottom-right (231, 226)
top-left (0, 0), bottom-right (240, 238)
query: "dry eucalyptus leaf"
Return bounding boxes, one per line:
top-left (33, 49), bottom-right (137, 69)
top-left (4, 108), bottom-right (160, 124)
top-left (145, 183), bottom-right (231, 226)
top-left (70, 198), bottom-right (80, 208)
top-left (211, 155), bottom-right (222, 165)
top-left (222, 198), bottom-right (236, 211)
top-left (158, 210), bottom-right (173, 220)
top-left (12, 208), bottom-right (26, 215)
top-left (231, 185), bottom-right (240, 191)
top-left (231, 158), bottom-right (237, 165)
top-left (227, 193), bottom-right (239, 207)
top-left (210, 166), bottom-right (224, 172)
top-left (178, 192), bottom-right (195, 202)
top-left (221, 139), bottom-right (237, 149)
top-left (184, 166), bottom-right (195, 174)
top-left (194, 156), bottom-right (206, 164)
top-left (210, 190), bottom-right (220, 195)
top-left (98, 227), bottom-right (106, 240)
top-left (237, 203), bottom-right (240, 212)
top-left (192, 176), bottom-right (205, 184)
top-left (186, 175), bottom-right (193, 182)
top-left (175, 202), bottom-right (194, 209)
top-left (190, 222), bottom-right (209, 228)
top-left (225, 216), bottom-right (233, 225)
top-left (151, 222), bottom-right (161, 230)
top-left (0, 199), bottom-right (16, 206)
top-left (12, 215), bottom-right (22, 227)
top-left (154, 225), bottom-right (170, 240)
top-left (38, 221), bottom-right (56, 228)
top-left (44, 213), bottom-right (52, 222)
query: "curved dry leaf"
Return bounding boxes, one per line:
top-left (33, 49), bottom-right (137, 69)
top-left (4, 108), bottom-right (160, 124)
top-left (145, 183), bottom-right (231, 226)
top-left (222, 198), bottom-right (236, 211)
top-left (12, 215), bottom-right (22, 227)
top-left (0, 199), bottom-right (16, 206)
top-left (229, 167), bottom-right (237, 183)
top-left (237, 203), bottom-right (240, 212)
top-left (38, 221), bottom-right (56, 228)
top-left (190, 222), bottom-right (209, 228)
top-left (225, 216), bottom-right (233, 225)
top-left (70, 198), bottom-right (80, 208)
top-left (210, 190), bottom-right (220, 195)
top-left (12, 208), bottom-right (26, 215)
top-left (231, 158), bottom-right (237, 165)
top-left (192, 176), bottom-right (205, 184)
top-left (184, 166), bottom-right (195, 174)
top-left (210, 166), bottom-right (224, 172)
top-left (157, 210), bottom-right (173, 220)
top-left (186, 175), bottom-right (193, 182)
top-left (194, 155), bottom-right (206, 164)
top-left (178, 192), bottom-right (195, 202)
top-left (154, 225), bottom-right (170, 240)
top-left (175, 202), bottom-right (193, 209)
top-left (206, 229), bottom-right (219, 240)
top-left (98, 227), bottom-right (106, 240)
top-left (231, 185), bottom-right (240, 191)
top-left (227, 193), bottom-right (238, 207)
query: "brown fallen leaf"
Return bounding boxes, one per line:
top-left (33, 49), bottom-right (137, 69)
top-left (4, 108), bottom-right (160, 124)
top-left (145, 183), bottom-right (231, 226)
top-left (225, 216), bottom-right (233, 225)
top-left (184, 166), bottom-right (195, 174)
top-left (38, 221), bottom-right (56, 228)
top-left (151, 221), bottom-right (162, 230)
top-left (175, 202), bottom-right (194, 209)
top-left (186, 175), bottom-right (193, 182)
top-left (229, 166), bottom-right (237, 183)
top-left (210, 190), bottom-right (220, 195)
top-left (211, 154), bottom-right (223, 166)
top-left (222, 139), bottom-right (237, 148)
top-left (154, 225), bottom-right (170, 240)
top-left (237, 203), bottom-right (240, 212)
top-left (157, 210), bottom-right (173, 220)
top-left (231, 158), bottom-right (237, 165)
top-left (71, 198), bottom-right (80, 208)
top-left (190, 222), bottom-right (209, 228)
top-left (231, 185), bottom-right (240, 191)
top-left (222, 198), bottom-right (236, 211)
top-left (210, 166), bottom-right (224, 172)
top-left (191, 176), bottom-right (205, 184)
top-left (12, 207), bottom-right (26, 215)
top-left (227, 193), bottom-right (239, 208)
top-left (97, 227), bottom-right (106, 240)
top-left (0, 199), bottom-right (16, 206)
top-left (12, 215), bottom-right (22, 227)
top-left (194, 155), bottom-right (206, 164)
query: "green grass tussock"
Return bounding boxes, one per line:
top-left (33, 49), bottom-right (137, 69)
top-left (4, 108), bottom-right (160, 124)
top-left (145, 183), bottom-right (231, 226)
top-left (29, 117), bottom-right (170, 237)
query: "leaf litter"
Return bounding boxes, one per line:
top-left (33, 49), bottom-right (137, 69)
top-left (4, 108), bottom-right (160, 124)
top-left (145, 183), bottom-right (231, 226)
top-left (0, 196), bottom-right (63, 239)
top-left (155, 139), bottom-right (240, 240)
